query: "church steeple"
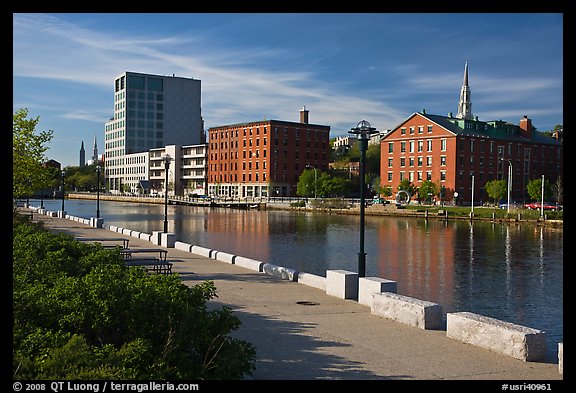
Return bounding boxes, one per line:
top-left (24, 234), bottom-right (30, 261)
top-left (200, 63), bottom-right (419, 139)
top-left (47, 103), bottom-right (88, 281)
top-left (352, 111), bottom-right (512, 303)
top-left (456, 62), bottom-right (473, 120)
top-left (79, 141), bottom-right (86, 166)
top-left (92, 135), bottom-right (99, 163)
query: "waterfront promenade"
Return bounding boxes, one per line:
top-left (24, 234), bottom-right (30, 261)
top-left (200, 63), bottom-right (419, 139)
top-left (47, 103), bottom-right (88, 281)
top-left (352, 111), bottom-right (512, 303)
top-left (25, 209), bottom-right (563, 381)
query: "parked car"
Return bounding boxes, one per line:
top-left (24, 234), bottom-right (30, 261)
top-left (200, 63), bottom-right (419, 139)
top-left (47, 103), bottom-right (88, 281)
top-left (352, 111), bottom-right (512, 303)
top-left (498, 200), bottom-right (522, 209)
top-left (524, 201), bottom-right (561, 211)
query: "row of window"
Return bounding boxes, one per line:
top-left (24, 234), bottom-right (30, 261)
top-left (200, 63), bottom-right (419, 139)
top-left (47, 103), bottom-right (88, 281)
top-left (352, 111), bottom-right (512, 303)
top-left (387, 170), bottom-right (447, 183)
top-left (210, 127), bottom-right (327, 140)
top-left (388, 139), bottom-right (447, 153)
top-left (389, 156), bottom-right (445, 167)
top-left (400, 125), bottom-right (434, 135)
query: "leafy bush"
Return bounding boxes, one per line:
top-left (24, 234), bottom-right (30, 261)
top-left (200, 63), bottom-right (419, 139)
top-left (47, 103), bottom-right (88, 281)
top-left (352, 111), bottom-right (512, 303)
top-left (13, 213), bottom-right (256, 380)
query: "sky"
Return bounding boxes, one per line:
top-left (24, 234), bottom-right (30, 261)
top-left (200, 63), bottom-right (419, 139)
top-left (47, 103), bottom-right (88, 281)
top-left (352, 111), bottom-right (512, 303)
top-left (13, 13), bottom-right (563, 168)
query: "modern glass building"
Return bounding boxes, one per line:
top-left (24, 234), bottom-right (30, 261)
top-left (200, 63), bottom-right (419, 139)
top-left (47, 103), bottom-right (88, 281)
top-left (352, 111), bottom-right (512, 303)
top-left (104, 71), bottom-right (204, 192)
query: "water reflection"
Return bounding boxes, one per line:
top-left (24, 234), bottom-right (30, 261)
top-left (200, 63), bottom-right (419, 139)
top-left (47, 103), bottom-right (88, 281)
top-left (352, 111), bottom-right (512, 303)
top-left (33, 199), bottom-right (563, 361)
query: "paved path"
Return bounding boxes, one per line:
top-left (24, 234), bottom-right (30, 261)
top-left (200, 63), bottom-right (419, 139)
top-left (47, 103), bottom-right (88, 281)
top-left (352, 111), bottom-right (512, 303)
top-left (25, 210), bottom-right (563, 382)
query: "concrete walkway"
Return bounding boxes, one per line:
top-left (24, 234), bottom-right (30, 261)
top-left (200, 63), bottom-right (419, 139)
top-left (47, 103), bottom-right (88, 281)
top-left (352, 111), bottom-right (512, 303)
top-left (25, 210), bottom-right (563, 381)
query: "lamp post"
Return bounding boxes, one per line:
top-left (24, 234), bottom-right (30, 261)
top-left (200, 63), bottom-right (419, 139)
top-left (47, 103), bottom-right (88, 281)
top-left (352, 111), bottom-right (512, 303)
top-left (162, 154), bottom-right (172, 233)
top-left (306, 165), bottom-right (317, 198)
top-left (60, 170), bottom-right (66, 212)
top-left (96, 164), bottom-right (101, 219)
top-left (500, 158), bottom-right (512, 213)
top-left (349, 120), bottom-right (378, 278)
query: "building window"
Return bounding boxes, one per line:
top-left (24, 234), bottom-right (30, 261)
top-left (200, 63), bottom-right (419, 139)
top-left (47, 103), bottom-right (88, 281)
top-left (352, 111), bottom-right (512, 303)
top-left (400, 157), bottom-right (406, 167)
top-left (409, 126), bottom-right (415, 134)
top-left (418, 126), bottom-right (424, 134)
top-left (440, 171), bottom-right (446, 181)
top-left (388, 142), bottom-right (393, 153)
top-left (440, 156), bottom-right (446, 166)
top-left (418, 156), bottom-right (423, 166)
top-left (418, 140), bottom-right (424, 152)
top-left (409, 157), bottom-right (414, 166)
top-left (427, 125), bottom-right (433, 133)
top-left (427, 140), bottom-right (432, 152)
top-left (409, 140), bottom-right (414, 153)
top-left (387, 172), bottom-right (393, 182)
top-left (417, 171), bottom-right (422, 181)
top-left (388, 158), bottom-right (393, 167)
top-left (427, 156), bottom-right (432, 166)
top-left (426, 171), bottom-right (432, 181)
top-left (401, 127), bottom-right (406, 135)
top-left (401, 141), bottom-right (406, 153)
top-left (441, 139), bottom-right (447, 151)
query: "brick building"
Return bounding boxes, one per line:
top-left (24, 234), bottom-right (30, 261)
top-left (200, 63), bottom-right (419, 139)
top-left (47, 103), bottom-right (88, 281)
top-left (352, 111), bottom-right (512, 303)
top-left (380, 64), bottom-right (563, 205)
top-left (207, 108), bottom-right (331, 198)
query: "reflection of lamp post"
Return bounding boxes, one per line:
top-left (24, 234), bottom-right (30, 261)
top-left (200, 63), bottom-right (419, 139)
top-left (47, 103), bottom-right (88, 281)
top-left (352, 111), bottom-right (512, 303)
top-left (96, 164), bottom-right (101, 219)
top-left (500, 158), bottom-right (512, 213)
top-left (162, 154), bottom-right (171, 233)
top-left (60, 170), bottom-right (66, 212)
top-left (306, 165), bottom-right (317, 198)
top-left (349, 120), bottom-right (378, 278)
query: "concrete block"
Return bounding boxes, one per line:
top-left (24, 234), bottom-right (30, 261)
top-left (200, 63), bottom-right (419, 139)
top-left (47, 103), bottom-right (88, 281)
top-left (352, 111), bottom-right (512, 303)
top-left (122, 228), bottom-right (132, 236)
top-left (139, 232), bottom-right (152, 241)
top-left (446, 312), bottom-right (546, 361)
top-left (151, 231), bottom-right (162, 245)
top-left (48, 211), bottom-right (57, 217)
top-left (297, 272), bottom-right (326, 291)
top-left (214, 251), bottom-right (236, 264)
top-left (559, 342), bottom-right (563, 373)
top-left (234, 256), bottom-right (264, 272)
top-left (372, 292), bottom-right (442, 330)
top-left (160, 233), bottom-right (175, 248)
top-left (109, 225), bottom-right (118, 233)
top-left (57, 210), bottom-right (67, 218)
top-left (326, 270), bottom-right (358, 300)
top-left (115, 227), bottom-right (125, 234)
top-left (191, 245), bottom-right (212, 258)
top-left (130, 230), bottom-right (141, 238)
top-left (358, 277), bottom-right (397, 307)
top-left (262, 263), bottom-right (299, 281)
top-left (174, 241), bottom-right (193, 252)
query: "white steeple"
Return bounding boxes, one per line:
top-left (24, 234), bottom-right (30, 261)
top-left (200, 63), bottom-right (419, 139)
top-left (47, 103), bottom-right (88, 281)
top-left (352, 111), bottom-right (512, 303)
top-left (456, 62), bottom-right (473, 120)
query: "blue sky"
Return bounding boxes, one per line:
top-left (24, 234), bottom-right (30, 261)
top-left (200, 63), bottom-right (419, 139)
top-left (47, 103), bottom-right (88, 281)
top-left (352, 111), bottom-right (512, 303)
top-left (13, 13), bottom-right (563, 168)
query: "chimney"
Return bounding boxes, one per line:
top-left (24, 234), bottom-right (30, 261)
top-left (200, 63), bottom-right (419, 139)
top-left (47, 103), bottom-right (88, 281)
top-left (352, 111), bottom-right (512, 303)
top-left (519, 115), bottom-right (532, 138)
top-left (300, 106), bottom-right (309, 124)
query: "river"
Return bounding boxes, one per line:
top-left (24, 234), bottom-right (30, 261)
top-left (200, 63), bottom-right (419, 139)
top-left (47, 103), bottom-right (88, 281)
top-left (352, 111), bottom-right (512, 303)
top-left (32, 198), bottom-right (564, 362)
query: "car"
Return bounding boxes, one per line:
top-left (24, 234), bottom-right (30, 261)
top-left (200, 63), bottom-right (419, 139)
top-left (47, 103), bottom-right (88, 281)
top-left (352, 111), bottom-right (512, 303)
top-left (499, 201), bottom-right (522, 209)
top-left (524, 201), bottom-right (560, 211)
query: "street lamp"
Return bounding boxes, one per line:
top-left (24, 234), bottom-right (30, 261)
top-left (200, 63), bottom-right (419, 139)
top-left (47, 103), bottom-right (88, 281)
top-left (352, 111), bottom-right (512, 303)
top-left (500, 158), bottom-right (512, 213)
top-left (96, 164), bottom-right (101, 219)
top-left (306, 165), bottom-right (317, 198)
top-left (162, 154), bottom-right (172, 233)
top-left (349, 120), bottom-right (378, 278)
top-left (60, 170), bottom-right (66, 212)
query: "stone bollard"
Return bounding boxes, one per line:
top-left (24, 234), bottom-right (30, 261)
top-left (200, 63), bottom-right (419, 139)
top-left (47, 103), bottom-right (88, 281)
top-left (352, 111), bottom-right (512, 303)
top-left (358, 277), bottom-right (397, 307)
top-left (326, 270), bottom-right (358, 300)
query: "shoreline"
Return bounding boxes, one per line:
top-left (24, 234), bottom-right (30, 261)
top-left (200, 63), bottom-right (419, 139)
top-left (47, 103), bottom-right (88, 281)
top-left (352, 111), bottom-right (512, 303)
top-left (63, 192), bottom-right (563, 228)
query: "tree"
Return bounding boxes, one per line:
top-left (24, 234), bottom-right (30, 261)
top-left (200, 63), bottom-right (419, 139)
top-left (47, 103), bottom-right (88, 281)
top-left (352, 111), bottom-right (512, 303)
top-left (527, 177), bottom-right (551, 202)
top-left (13, 108), bottom-right (54, 199)
top-left (550, 176), bottom-right (563, 205)
top-left (296, 169), bottom-right (317, 197)
top-left (418, 180), bottom-right (439, 203)
top-left (397, 179), bottom-right (417, 197)
top-left (484, 179), bottom-right (507, 205)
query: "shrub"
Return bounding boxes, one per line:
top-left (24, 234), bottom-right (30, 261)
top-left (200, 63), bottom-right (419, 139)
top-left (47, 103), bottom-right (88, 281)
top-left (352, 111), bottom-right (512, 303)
top-left (13, 213), bottom-right (256, 380)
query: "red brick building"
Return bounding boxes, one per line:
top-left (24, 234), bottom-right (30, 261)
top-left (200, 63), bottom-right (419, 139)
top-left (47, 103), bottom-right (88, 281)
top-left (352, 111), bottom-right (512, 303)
top-left (380, 111), bottom-right (563, 204)
top-left (380, 63), bottom-right (562, 205)
top-left (207, 108), bottom-right (331, 197)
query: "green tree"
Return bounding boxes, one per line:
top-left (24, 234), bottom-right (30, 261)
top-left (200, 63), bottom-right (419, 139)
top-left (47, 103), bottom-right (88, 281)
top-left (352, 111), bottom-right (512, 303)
top-left (13, 108), bottom-right (54, 199)
top-left (296, 168), bottom-right (317, 197)
top-left (418, 180), bottom-right (439, 203)
top-left (397, 179), bottom-right (417, 197)
top-left (526, 177), bottom-right (551, 202)
top-left (484, 179), bottom-right (507, 205)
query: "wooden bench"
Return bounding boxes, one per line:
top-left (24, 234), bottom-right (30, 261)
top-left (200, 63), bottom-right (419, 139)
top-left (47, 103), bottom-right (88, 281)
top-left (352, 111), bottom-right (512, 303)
top-left (76, 237), bottom-right (130, 249)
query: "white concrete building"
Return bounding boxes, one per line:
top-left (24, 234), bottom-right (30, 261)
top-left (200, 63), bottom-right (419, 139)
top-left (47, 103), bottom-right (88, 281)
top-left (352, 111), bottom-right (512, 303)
top-left (104, 71), bottom-right (204, 193)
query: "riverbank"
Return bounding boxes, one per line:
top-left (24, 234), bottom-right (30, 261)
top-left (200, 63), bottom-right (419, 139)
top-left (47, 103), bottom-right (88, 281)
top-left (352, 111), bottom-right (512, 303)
top-left (19, 207), bottom-right (564, 381)
top-left (66, 192), bottom-right (563, 228)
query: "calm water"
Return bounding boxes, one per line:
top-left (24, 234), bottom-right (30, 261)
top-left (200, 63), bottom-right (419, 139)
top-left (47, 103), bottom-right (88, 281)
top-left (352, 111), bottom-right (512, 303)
top-left (34, 198), bottom-right (564, 361)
